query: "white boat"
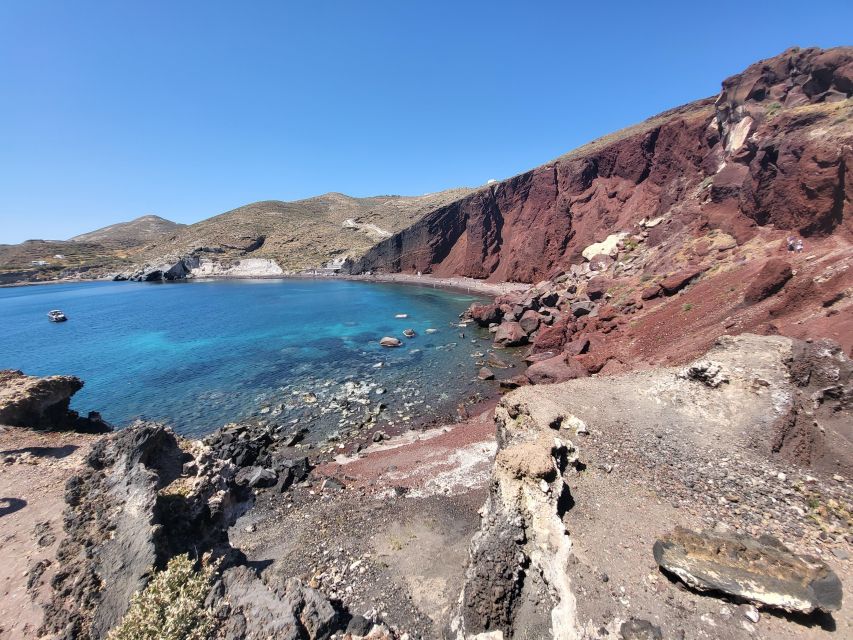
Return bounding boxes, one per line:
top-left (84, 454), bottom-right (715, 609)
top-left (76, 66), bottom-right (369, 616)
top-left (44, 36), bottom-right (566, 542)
top-left (47, 310), bottom-right (67, 322)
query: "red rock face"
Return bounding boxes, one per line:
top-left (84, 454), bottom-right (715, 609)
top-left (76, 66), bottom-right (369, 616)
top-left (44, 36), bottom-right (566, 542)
top-left (347, 47), bottom-right (852, 283)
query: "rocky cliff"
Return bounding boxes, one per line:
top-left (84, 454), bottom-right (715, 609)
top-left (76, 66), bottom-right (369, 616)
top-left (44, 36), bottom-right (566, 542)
top-left (346, 47), bottom-right (852, 283)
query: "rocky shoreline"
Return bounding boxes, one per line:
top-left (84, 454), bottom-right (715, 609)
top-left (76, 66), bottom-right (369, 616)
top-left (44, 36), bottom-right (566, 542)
top-left (2, 327), bottom-right (850, 639)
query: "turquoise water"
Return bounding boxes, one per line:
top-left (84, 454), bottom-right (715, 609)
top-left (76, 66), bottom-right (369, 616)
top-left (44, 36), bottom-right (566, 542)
top-left (0, 280), bottom-right (504, 437)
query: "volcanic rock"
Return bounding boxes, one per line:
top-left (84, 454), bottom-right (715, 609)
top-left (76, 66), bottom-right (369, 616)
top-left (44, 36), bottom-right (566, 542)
top-left (468, 303), bottom-right (503, 327)
top-left (586, 276), bottom-right (608, 300)
top-left (478, 367), bottom-right (495, 381)
top-left (653, 526), bottom-right (842, 614)
top-left (0, 369), bottom-right (109, 432)
top-left (525, 354), bottom-right (588, 385)
top-left (659, 268), bottom-right (703, 296)
top-left (744, 258), bottom-right (793, 303)
top-left (493, 322), bottom-right (528, 348)
top-left (235, 465), bottom-right (278, 488)
top-left (518, 309), bottom-right (541, 334)
top-left (570, 301), bottom-right (594, 317)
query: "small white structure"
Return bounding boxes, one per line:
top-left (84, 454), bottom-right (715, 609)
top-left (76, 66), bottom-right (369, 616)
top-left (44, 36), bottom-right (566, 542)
top-left (54, 254), bottom-right (65, 259)
top-left (31, 260), bottom-right (49, 266)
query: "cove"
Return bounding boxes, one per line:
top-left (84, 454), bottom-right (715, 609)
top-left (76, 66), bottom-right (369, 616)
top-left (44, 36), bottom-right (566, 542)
top-left (0, 279), bottom-right (508, 438)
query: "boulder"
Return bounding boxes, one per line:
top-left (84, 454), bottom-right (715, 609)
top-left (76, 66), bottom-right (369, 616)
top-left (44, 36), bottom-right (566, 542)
top-left (538, 291), bottom-right (560, 307)
top-left (220, 568), bottom-right (341, 640)
top-left (469, 303), bottom-right (502, 327)
top-left (235, 466), bottom-right (278, 488)
top-left (379, 337), bottom-right (402, 347)
top-left (518, 310), bottom-right (541, 334)
top-left (525, 354), bottom-right (588, 385)
top-left (478, 367), bottom-right (496, 381)
top-left (531, 316), bottom-right (572, 352)
top-left (586, 276), bottom-right (608, 300)
top-left (640, 284), bottom-right (662, 300)
top-left (486, 354), bottom-right (513, 369)
top-left (493, 322), bottom-right (528, 348)
top-left (582, 232), bottom-right (627, 261)
top-left (564, 337), bottom-right (590, 356)
top-left (620, 619), bottom-right (663, 640)
top-left (744, 258), bottom-right (793, 303)
top-left (570, 300), bottom-right (594, 317)
top-left (653, 526), bottom-right (842, 614)
top-left (660, 268), bottom-right (703, 295)
top-left (597, 304), bottom-right (618, 321)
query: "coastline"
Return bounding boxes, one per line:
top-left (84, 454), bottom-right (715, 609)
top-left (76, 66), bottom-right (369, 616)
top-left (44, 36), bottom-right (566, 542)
top-left (0, 271), bottom-right (530, 297)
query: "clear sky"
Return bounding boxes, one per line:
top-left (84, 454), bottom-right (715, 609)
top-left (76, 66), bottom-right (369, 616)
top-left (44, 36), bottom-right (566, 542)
top-left (1, 1), bottom-right (850, 243)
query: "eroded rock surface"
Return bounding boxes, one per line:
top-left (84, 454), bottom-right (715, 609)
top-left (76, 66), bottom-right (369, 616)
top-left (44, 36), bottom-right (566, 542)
top-left (456, 334), bottom-right (851, 639)
top-left (653, 526), bottom-right (842, 614)
top-left (0, 369), bottom-right (109, 432)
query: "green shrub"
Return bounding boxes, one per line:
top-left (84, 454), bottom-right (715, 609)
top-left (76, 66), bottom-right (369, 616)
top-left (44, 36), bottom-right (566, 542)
top-left (682, 303), bottom-right (693, 312)
top-left (108, 554), bottom-right (219, 640)
top-left (765, 101), bottom-right (783, 118)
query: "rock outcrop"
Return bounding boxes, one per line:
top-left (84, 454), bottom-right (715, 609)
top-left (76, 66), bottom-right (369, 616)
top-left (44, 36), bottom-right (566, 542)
top-left (345, 47), bottom-right (852, 283)
top-left (0, 369), bottom-right (109, 432)
top-left (40, 421), bottom-right (342, 639)
top-left (455, 334), bottom-right (850, 637)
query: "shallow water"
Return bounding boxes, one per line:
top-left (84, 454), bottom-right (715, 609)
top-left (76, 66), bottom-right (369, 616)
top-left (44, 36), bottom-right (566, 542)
top-left (0, 279), bottom-right (510, 438)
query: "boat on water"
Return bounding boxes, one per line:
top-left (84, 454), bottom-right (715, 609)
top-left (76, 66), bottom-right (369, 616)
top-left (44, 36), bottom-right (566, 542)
top-left (47, 309), bottom-right (67, 322)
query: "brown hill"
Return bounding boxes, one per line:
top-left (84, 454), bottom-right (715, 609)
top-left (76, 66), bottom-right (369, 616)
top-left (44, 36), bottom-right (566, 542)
top-left (70, 214), bottom-right (184, 246)
top-left (136, 189), bottom-right (472, 271)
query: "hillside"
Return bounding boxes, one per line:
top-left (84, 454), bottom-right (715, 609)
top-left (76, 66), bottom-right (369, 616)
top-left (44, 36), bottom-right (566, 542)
top-left (346, 46), bottom-right (852, 282)
top-left (132, 189), bottom-right (472, 273)
top-left (70, 214), bottom-right (184, 246)
top-left (0, 190), bottom-right (471, 283)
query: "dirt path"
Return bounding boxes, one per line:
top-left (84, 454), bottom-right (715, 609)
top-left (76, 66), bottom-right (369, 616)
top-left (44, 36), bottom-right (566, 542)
top-left (0, 428), bottom-right (97, 640)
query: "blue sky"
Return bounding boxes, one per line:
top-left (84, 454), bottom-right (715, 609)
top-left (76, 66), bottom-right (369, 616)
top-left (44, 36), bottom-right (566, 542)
top-left (1, 1), bottom-right (850, 243)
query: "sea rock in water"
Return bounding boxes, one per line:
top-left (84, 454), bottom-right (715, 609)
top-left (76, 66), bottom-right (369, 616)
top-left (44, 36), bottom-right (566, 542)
top-left (653, 526), bottom-right (843, 613)
top-left (478, 367), bottom-right (495, 381)
top-left (379, 336), bottom-right (402, 347)
top-left (403, 328), bottom-right (416, 338)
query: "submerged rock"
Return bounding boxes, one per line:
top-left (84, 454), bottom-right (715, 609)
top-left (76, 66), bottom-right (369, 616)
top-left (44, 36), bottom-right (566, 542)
top-left (653, 526), bottom-right (843, 613)
top-left (478, 367), bottom-right (495, 381)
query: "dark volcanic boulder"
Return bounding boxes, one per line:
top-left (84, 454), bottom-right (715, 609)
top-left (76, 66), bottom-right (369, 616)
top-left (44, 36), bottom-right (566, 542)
top-left (744, 258), bottom-right (793, 303)
top-left (654, 526), bottom-right (842, 614)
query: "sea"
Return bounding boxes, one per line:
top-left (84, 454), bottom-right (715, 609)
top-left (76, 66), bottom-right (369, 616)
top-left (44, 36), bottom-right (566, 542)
top-left (0, 279), bottom-right (510, 439)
